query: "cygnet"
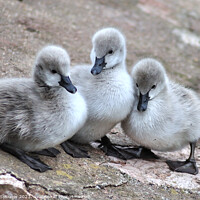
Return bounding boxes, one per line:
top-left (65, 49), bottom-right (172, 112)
top-left (62, 28), bottom-right (134, 159)
top-left (0, 45), bottom-right (87, 172)
top-left (121, 58), bottom-right (200, 175)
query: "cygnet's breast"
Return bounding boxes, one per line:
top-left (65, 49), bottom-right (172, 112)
top-left (71, 70), bottom-right (134, 144)
top-left (124, 102), bottom-right (189, 152)
top-left (24, 92), bottom-right (86, 151)
top-left (88, 73), bottom-right (134, 123)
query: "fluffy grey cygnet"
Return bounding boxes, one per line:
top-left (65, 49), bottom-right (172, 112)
top-left (66, 28), bottom-right (134, 158)
top-left (0, 45), bottom-right (87, 172)
top-left (121, 58), bottom-right (200, 175)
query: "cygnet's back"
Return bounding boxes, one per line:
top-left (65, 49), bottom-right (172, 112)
top-left (70, 28), bottom-right (134, 144)
top-left (0, 45), bottom-right (87, 152)
top-left (122, 58), bottom-right (200, 152)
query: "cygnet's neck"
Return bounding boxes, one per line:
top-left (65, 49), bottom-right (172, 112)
top-left (34, 76), bottom-right (65, 100)
top-left (96, 60), bottom-right (126, 78)
top-left (154, 81), bottom-right (170, 103)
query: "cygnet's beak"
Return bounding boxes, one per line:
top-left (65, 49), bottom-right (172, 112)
top-left (137, 92), bottom-right (149, 112)
top-left (59, 75), bottom-right (77, 94)
top-left (91, 56), bottom-right (106, 75)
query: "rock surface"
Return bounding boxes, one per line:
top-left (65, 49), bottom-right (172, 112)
top-left (0, 0), bottom-right (200, 199)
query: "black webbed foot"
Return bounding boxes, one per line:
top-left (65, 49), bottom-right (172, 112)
top-left (61, 141), bottom-right (90, 158)
top-left (166, 142), bottom-right (199, 175)
top-left (137, 147), bottom-right (159, 160)
top-left (18, 153), bottom-right (52, 172)
top-left (99, 136), bottom-right (159, 160)
top-left (166, 159), bottom-right (198, 175)
top-left (0, 143), bottom-right (52, 172)
top-left (32, 147), bottom-right (61, 157)
top-left (99, 136), bottom-right (135, 160)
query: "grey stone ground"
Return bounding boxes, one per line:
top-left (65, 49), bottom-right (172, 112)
top-left (0, 0), bottom-right (200, 199)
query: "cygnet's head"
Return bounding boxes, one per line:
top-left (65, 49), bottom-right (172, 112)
top-left (90, 27), bottom-right (126, 75)
top-left (132, 58), bottom-right (168, 112)
top-left (34, 45), bottom-right (77, 94)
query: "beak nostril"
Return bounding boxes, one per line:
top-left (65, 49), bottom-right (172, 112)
top-left (91, 56), bottom-right (107, 75)
top-left (137, 92), bottom-right (149, 112)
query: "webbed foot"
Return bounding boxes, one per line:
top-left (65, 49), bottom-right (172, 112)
top-left (99, 136), bottom-right (136, 160)
top-left (138, 147), bottom-right (159, 160)
top-left (61, 141), bottom-right (90, 158)
top-left (166, 159), bottom-right (198, 175)
top-left (33, 147), bottom-right (61, 157)
top-left (166, 142), bottom-right (199, 175)
top-left (99, 136), bottom-right (159, 160)
top-left (0, 143), bottom-right (52, 172)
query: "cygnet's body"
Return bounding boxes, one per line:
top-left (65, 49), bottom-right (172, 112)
top-left (70, 28), bottom-right (134, 144)
top-left (122, 58), bottom-right (200, 174)
top-left (0, 45), bottom-right (87, 171)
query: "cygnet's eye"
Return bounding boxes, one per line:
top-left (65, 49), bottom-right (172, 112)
top-left (151, 85), bottom-right (156, 89)
top-left (108, 50), bottom-right (113, 55)
top-left (136, 83), bottom-right (139, 88)
top-left (51, 70), bottom-right (57, 74)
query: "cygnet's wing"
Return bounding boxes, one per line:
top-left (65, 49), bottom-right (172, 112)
top-left (169, 81), bottom-right (200, 108)
top-left (0, 78), bottom-right (36, 142)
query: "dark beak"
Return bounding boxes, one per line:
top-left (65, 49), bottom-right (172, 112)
top-left (59, 75), bottom-right (77, 94)
top-left (91, 56), bottom-right (106, 75)
top-left (137, 92), bottom-right (149, 112)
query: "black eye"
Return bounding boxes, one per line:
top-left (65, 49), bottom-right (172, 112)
top-left (108, 50), bottom-right (113, 54)
top-left (51, 70), bottom-right (57, 74)
top-left (151, 85), bottom-right (156, 89)
top-left (136, 83), bottom-right (138, 87)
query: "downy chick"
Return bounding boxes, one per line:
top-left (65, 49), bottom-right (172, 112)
top-left (122, 58), bottom-right (200, 175)
top-left (0, 45), bottom-right (87, 172)
top-left (61, 28), bottom-right (134, 159)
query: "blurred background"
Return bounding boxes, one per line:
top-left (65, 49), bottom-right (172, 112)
top-left (1, 1), bottom-right (200, 198)
top-left (1, 0), bottom-right (200, 92)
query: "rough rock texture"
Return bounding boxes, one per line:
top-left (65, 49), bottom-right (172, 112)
top-left (0, 174), bottom-right (36, 199)
top-left (107, 128), bottom-right (200, 191)
top-left (0, 0), bottom-right (200, 199)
